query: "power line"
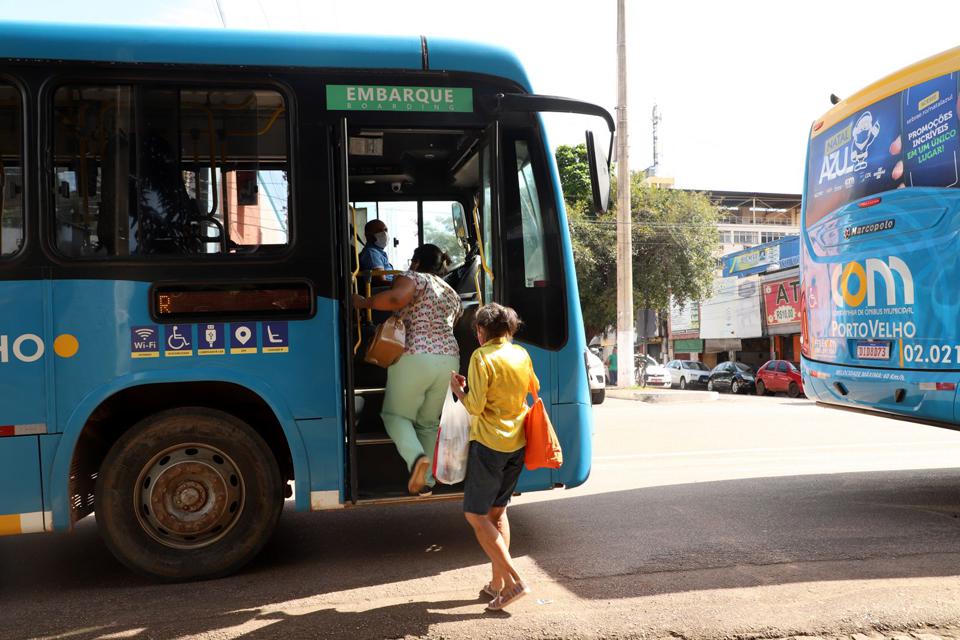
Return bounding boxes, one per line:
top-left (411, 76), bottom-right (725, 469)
top-left (212, 0), bottom-right (228, 27)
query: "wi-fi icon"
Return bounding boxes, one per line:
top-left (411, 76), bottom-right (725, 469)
top-left (134, 328), bottom-right (155, 340)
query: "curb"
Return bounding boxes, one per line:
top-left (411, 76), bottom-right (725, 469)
top-left (606, 389), bottom-right (720, 403)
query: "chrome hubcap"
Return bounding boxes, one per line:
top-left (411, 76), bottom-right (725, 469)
top-left (135, 444), bottom-right (244, 549)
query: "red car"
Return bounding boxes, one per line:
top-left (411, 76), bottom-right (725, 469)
top-left (756, 360), bottom-right (804, 397)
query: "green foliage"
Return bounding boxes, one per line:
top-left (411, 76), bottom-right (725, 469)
top-left (555, 143), bottom-right (593, 208)
top-left (423, 216), bottom-right (465, 264)
top-left (556, 144), bottom-right (719, 341)
top-left (567, 206), bottom-right (617, 339)
top-left (629, 176), bottom-right (719, 312)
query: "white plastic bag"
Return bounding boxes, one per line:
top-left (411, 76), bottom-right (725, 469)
top-left (433, 392), bottom-right (471, 485)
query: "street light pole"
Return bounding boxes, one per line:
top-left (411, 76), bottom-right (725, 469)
top-left (615, 0), bottom-right (635, 387)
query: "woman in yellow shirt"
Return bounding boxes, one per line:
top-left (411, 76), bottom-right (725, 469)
top-left (451, 303), bottom-right (537, 611)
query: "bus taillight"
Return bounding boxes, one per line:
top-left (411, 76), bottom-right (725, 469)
top-left (858, 197), bottom-right (882, 208)
top-left (799, 291), bottom-right (810, 358)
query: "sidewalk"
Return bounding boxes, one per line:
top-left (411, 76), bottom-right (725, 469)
top-left (605, 386), bottom-right (719, 403)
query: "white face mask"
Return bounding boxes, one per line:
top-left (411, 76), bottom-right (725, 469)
top-left (373, 231), bottom-right (389, 249)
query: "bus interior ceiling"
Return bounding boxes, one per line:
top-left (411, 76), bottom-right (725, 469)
top-left (347, 126), bottom-right (484, 500)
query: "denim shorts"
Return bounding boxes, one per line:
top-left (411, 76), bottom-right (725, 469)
top-left (463, 440), bottom-right (525, 515)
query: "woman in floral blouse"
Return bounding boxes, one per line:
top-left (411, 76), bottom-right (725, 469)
top-left (353, 244), bottom-right (462, 495)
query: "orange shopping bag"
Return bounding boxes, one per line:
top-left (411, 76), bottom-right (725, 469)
top-left (523, 380), bottom-right (563, 471)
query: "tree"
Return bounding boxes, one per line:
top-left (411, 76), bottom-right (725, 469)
top-left (556, 144), bottom-right (719, 342)
top-left (555, 144), bottom-right (594, 207)
top-left (423, 217), bottom-right (463, 263)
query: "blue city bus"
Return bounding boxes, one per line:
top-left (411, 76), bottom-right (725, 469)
top-left (0, 21), bottom-right (612, 579)
top-left (801, 47), bottom-right (960, 425)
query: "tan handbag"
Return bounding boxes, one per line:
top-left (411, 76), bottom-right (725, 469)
top-left (364, 315), bottom-right (406, 367)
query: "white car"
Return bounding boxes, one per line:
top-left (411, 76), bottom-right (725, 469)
top-left (640, 354), bottom-right (671, 388)
top-left (586, 349), bottom-right (606, 404)
top-left (665, 359), bottom-right (712, 389)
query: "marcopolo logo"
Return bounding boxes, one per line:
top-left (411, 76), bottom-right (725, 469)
top-left (830, 256), bottom-right (914, 308)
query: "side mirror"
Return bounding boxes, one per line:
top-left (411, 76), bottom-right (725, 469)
top-left (451, 202), bottom-right (468, 240)
top-left (585, 130), bottom-right (611, 214)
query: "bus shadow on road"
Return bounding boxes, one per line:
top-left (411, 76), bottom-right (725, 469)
top-left (5, 467), bottom-right (960, 639)
top-left (511, 466), bottom-right (960, 599)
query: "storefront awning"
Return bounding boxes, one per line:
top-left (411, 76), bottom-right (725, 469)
top-left (704, 338), bottom-right (742, 353)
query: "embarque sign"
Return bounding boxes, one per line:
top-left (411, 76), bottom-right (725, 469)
top-left (327, 85), bottom-right (473, 112)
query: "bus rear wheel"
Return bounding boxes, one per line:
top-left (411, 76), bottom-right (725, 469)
top-left (95, 407), bottom-right (283, 581)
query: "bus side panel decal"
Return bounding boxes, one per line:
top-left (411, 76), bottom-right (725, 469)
top-left (0, 511), bottom-right (51, 536)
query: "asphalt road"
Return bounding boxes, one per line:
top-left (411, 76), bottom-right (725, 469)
top-left (5, 394), bottom-right (960, 639)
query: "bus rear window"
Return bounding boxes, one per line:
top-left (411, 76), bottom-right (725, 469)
top-left (1, 83), bottom-right (22, 257)
top-left (51, 85), bottom-right (289, 258)
top-left (806, 71), bottom-right (960, 228)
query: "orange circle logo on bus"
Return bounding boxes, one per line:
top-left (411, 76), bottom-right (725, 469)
top-left (54, 334), bottom-right (79, 358)
top-left (839, 262), bottom-right (867, 307)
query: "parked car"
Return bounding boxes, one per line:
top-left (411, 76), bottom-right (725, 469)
top-left (755, 360), bottom-right (804, 398)
top-left (586, 349), bottom-right (606, 404)
top-left (665, 360), bottom-right (712, 389)
top-left (706, 361), bottom-right (756, 394)
top-left (639, 354), bottom-right (671, 388)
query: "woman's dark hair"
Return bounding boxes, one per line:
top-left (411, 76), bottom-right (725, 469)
top-left (474, 303), bottom-right (522, 338)
top-left (411, 244), bottom-right (451, 276)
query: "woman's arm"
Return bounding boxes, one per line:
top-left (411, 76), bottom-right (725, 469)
top-left (352, 275), bottom-right (416, 311)
top-left (455, 353), bottom-right (488, 416)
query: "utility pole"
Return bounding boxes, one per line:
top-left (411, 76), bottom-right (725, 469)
top-left (615, 0), bottom-right (635, 388)
top-left (650, 104), bottom-right (661, 177)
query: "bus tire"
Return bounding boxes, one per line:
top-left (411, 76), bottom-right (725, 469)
top-left (95, 407), bottom-right (284, 581)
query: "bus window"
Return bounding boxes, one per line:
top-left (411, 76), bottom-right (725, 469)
top-left (51, 85), bottom-right (289, 258)
top-left (515, 140), bottom-right (548, 287)
top-left (501, 133), bottom-right (564, 348)
top-left (480, 146), bottom-right (494, 303)
top-left (422, 200), bottom-right (466, 266)
top-left (0, 83), bottom-right (22, 257)
top-left (376, 201), bottom-right (418, 269)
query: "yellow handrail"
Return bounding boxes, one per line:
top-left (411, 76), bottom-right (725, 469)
top-left (472, 199), bottom-right (492, 303)
top-left (350, 205), bottom-right (362, 354)
top-left (359, 269), bottom-right (407, 322)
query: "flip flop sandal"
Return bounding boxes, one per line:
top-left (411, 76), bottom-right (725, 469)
top-left (407, 456), bottom-right (430, 495)
top-left (485, 582), bottom-right (530, 611)
top-left (482, 583), bottom-right (499, 598)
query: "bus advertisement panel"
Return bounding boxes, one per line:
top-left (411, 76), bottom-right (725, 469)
top-left (802, 58), bottom-right (960, 424)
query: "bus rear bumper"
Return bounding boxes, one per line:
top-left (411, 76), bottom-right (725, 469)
top-left (802, 358), bottom-right (960, 425)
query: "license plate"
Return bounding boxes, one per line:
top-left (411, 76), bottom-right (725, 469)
top-left (857, 341), bottom-right (890, 360)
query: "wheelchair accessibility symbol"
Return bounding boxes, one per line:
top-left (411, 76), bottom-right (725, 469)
top-left (164, 325), bottom-right (194, 357)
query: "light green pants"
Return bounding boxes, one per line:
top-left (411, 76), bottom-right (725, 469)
top-left (381, 352), bottom-right (460, 488)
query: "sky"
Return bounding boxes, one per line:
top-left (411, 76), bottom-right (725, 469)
top-left (4, 0), bottom-right (959, 194)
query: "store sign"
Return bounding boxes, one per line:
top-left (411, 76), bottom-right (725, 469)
top-left (326, 85), bottom-right (474, 112)
top-left (700, 275), bottom-right (763, 339)
top-left (722, 236), bottom-right (799, 278)
top-left (669, 299), bottom-right (700, 337)
top-left (763, 276), bottom-right (801, 326)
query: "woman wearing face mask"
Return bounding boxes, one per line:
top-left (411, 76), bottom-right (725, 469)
top-left (359, 219), bottom-right (394, 285)
top-left (353, 244), bottom-right (461, 496)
